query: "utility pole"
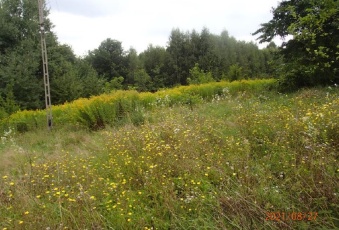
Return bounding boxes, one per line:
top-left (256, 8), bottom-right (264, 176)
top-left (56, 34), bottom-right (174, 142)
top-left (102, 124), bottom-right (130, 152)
top-left (38, 0), bottom-right (52, 130)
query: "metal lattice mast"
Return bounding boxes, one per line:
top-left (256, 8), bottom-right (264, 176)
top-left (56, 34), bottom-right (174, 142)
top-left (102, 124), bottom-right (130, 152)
top-left (38, 0), bottom-right (52, 130)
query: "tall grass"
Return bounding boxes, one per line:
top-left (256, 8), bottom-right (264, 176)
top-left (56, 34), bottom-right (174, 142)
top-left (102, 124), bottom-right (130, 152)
top-left (0, 84), bottom-right (338, 229)
top-left (0, 79), bottom-right (276, 132)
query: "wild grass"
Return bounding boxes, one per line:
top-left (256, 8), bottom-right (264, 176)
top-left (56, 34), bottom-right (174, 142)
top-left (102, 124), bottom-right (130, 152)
top-left (0, 84), bottom-right (338, 229)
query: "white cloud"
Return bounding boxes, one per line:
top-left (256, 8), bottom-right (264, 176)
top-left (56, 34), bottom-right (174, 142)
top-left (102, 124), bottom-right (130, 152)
top-left (48, 0), bottom-right (280, 56)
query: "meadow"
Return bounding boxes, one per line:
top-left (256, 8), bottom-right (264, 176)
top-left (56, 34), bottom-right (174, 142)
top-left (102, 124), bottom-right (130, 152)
top-left (0, 80), bottom-right (338, 229)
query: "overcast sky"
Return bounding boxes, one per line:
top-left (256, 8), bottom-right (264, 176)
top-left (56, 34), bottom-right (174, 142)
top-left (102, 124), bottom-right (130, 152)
top-left (48, 0), bottom-right (280, 56)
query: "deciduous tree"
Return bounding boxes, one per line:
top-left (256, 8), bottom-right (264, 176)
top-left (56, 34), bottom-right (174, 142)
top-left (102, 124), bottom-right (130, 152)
top-left (253, 0), bottom-right (339, 88)
top-left (86, 38), bottom-right (128, 81)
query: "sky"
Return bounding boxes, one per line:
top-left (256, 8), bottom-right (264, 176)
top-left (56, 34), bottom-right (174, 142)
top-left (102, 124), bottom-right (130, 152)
top-left (47, 0), bottom-right (281, 56)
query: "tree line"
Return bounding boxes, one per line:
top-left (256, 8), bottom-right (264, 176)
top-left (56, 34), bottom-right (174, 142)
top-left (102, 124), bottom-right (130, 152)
top-left (1, 0), bottom-right (338, 118)
top-left (87, 29), bottom-right (278, 92)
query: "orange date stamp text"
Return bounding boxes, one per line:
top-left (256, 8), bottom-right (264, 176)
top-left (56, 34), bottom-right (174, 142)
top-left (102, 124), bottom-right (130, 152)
top-left (265, 212), bottom-right (318, 221)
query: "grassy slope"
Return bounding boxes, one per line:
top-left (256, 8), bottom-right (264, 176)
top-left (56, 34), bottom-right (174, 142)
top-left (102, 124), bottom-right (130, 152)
top-left (0, 87), bottom-right (338, 229)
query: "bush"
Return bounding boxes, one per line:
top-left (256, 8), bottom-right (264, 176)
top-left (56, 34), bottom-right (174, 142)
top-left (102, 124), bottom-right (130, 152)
top-left (227, 64), bottom-right (243, 81)
top-left (187, 63), bottom-right (215, 85)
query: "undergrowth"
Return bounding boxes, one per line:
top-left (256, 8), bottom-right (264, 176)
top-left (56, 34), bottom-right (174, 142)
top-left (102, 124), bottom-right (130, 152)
top-left (0, 79), bottom-right (276, 132)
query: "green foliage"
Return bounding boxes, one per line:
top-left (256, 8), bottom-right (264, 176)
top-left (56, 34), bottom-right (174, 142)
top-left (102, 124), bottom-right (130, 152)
top-left (49, 44), bottom-right (105, 104)
top-left (0, 84), bottom-right (20, 119)
top-left (162, 28), bottom-right (273, 87)
top-left (125, 48), bottom-right (140, 86)
top-left (0, 0), bottom-right (58, 110)
top-left (227, 64), bottom-right (243, 81)
top-left (104, 76), bottom-right (124, 93)
top-left (187, 63), bottom-right (215, 85)
top-left (51, 71), bottom-right (83, 104)
top-left (76, 59), bottom-right (105, 98)
top-left (86, 38), bottom-right (128, 81)
top-left (0, 0), bottom-right (44, 53)
top-left (254, 0), bottom-right (339, 89)
top-left (133, 69), bottom-right (152, 92)
top-left (0, 39), bottom-right (43, 109)
top-left (139, 45), bottom-right (168, 90)
top-left (0, 0), bottom-right (106, 112)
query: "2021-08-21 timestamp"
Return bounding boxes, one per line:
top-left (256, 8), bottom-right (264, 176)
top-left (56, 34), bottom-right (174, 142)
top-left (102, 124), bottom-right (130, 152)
top-left (265, 212), bottom-right (318, 221)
